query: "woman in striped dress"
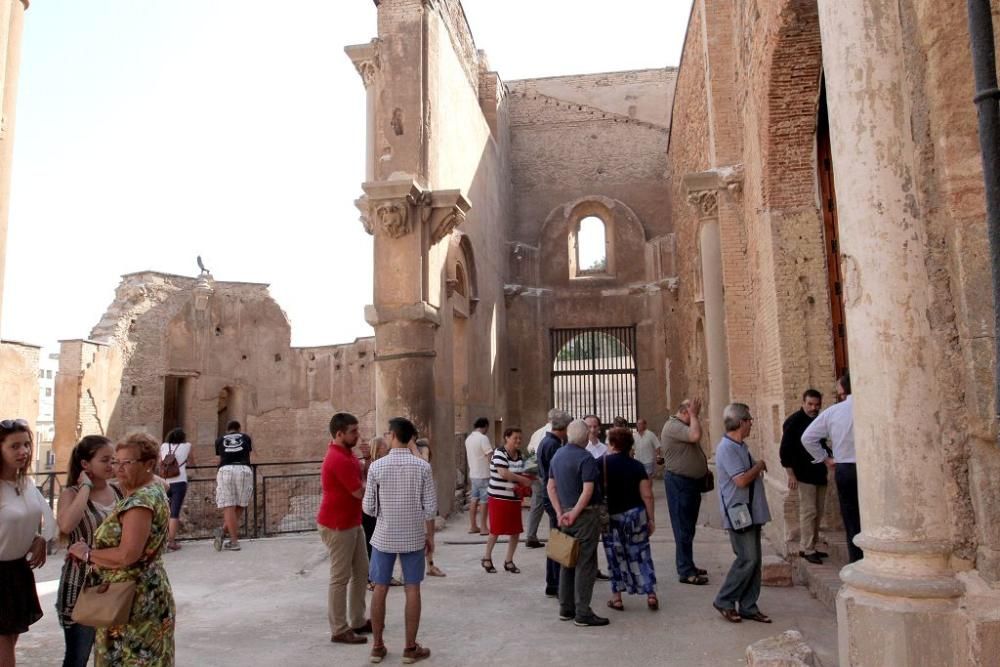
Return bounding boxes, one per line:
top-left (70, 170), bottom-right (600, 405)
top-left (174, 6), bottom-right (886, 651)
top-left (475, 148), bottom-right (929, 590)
top-left (56, 436), bottom-right (122, 667)
top-left (482, 428), bottom-right (533, 574)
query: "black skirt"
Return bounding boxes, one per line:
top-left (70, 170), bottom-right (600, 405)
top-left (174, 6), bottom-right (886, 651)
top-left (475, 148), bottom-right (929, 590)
top-left (0, 558), bottom-right (43, 635)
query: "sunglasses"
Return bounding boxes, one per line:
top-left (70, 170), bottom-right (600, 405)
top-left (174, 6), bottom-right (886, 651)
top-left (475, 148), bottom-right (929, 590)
top-left (0, 418), bottom-right (29, 429)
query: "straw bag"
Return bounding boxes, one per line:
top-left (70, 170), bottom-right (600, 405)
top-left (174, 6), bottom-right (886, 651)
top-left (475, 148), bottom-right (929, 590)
top-left (545, 529), bottom-right (579, 568)
top-left (71, 572), bottom-right (136, 627)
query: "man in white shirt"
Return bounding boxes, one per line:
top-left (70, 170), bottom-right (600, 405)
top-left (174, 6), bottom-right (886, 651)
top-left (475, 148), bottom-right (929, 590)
top-left (632, 418), bottom-right (661, 477)
top-left (583, 415), bottom-right (608, 459)
top-left (801, 373), bottom-right (862, 562)
top-left (464, 418), bottom-right (493, 536)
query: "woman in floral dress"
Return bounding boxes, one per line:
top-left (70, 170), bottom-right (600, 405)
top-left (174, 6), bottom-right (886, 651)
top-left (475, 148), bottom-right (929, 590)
top-left (68, 432), bottom-right (175, 666)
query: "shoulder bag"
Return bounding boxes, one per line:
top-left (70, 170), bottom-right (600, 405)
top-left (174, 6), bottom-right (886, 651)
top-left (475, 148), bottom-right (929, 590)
top-left (160, 443), bottom-right (181, 479)
top-left (724, 443), bottom-right (755, 533)
top-left (71, 567), bottom-right (136, 627)
top-left (699, 442), bottom-right (715, 493)
top-left (546, 528), bottom-right (579, 568)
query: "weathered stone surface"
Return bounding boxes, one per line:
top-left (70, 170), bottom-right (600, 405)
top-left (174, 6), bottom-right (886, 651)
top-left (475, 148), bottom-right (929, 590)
top-left (762, 555), bottom-right (794, 587)
top-left (746, 630), bottom-right (820, 667)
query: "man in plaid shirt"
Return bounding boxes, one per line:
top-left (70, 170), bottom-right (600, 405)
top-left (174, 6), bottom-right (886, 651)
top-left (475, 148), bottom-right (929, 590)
top-left (363, 417), bottom-right (437, 664)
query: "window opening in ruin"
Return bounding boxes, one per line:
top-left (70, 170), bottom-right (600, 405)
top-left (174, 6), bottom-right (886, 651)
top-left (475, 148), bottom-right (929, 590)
top-left (577, 216), bottom-right (608, 273)
top-left (162, 376), bottom-right (190, 441)
top-left (453, 314), bottom-right (469, 434)
top-left (817, 81), bottom-right (849, 379)
top-left (454, 263), bottom-right (468, 297)
top-left (550, 326), bottom-right (638, 428)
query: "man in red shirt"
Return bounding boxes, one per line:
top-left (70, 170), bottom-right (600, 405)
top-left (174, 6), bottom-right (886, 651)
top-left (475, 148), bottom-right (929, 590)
top-left (317, 412), bottom-right (372, 645)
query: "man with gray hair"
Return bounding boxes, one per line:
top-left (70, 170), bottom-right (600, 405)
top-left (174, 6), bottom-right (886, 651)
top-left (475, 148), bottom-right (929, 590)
top-left (535, 410), bottom-right (572, 596)
top-left (547, 418), bottom-right (608, 626)
top-left (713, 403), bottom-right (772, 624)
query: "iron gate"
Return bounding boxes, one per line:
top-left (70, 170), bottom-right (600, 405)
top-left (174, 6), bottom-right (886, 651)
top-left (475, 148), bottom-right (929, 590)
top-left (550, 326), bottom-right (639, 427)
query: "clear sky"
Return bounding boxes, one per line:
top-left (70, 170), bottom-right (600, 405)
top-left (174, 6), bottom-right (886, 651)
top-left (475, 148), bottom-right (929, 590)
top-left (2, 0), bottom-right (693, 350)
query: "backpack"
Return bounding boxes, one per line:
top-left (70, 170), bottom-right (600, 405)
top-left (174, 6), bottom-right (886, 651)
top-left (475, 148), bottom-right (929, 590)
top-left (160, 443), bottom-right (181, 478)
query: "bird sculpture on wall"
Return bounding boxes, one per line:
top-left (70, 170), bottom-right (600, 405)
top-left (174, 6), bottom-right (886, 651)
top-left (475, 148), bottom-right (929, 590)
top-left (197, 255), bottom-right (210, 276)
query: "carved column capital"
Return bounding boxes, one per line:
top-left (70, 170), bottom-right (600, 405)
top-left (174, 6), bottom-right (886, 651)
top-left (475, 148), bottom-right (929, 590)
top-left (686, 190), bottom-right (719, 218)
top-left (359, 178), bottom-right (470, 241)
top-left (682, 164), bottom-right (745, 217)
top-left (344, 39), bottom-right (381, 89)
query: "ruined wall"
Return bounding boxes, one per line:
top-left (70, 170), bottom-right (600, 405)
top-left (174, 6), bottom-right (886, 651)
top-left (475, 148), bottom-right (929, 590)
top-left (55, 272), bottom-right (375, 472)
top-left (0, 340), bottom-right (38, 431)
top-left (504, 69), bottom-right (676, 433)
top-left (0, 0), bottom-right (28, 329)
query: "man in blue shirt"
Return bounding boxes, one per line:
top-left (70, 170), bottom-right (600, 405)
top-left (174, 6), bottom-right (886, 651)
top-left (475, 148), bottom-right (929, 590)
top-left (713, 403), bottom-right (772, 624)
top-left (535, 409), bottom-right (572, 597)
top-left (547, 419), bottom-right (609, 627)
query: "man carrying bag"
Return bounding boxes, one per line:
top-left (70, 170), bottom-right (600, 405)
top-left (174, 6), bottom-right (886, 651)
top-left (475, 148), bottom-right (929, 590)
top-left (546, 419), bottom-right (608, 628)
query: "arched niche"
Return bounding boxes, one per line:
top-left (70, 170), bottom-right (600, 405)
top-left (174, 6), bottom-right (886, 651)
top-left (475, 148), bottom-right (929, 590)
top-left (445, 231), bottom-right (479, 317)
top-left (538, 195), bottom-right (648, 287)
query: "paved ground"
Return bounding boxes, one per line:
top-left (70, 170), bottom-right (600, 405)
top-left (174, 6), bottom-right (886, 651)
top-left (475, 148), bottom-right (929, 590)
top-left (19, 485), bottom-right (837, 666)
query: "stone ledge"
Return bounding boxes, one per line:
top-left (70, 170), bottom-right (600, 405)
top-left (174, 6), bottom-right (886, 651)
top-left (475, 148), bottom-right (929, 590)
top-left (762, 555), bottom-right (794, 587)
top-left (746, 630), bottom-right (822, 667)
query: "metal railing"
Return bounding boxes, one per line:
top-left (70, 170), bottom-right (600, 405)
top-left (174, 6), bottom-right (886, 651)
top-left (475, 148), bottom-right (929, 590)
top-left (33, 460), bottom-right (324, 541)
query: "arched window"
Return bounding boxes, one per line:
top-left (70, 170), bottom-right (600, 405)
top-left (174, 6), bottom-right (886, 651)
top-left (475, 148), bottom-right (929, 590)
top-left (577, 216), bottom-right (608, 273)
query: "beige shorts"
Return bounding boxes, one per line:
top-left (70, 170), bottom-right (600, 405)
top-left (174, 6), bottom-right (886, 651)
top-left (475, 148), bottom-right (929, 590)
top-left (216, 465), bottom-right (253, 508)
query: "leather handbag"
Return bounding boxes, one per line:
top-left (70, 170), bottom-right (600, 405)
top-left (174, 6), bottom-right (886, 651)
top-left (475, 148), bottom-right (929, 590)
top-left (701, 470), bottom-right (715, 493)
top-left (546, 529), bottom-right (579, 568)
top-left (71, 572), bottom-right (136, 627)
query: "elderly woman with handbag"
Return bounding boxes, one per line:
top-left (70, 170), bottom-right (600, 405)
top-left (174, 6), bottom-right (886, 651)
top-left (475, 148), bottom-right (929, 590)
top-left (601, 427), bottom-right (659, 611)
top-left (67, 432), bottom-right (175, 666)
top-left (482, 428), bottom-right (533, 574)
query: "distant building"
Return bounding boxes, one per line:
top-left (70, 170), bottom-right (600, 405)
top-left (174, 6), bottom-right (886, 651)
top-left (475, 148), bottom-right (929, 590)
top-left (34, 350), bottom-right (58, 471)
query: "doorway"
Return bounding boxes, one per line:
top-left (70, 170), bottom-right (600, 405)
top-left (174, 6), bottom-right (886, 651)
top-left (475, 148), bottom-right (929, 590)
top-left (816, 81), bottom-right (849, 379)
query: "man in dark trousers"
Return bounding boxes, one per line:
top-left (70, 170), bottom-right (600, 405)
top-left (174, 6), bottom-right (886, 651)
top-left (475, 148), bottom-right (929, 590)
top-left (779, 389), bottom-right (829, 564)
top-left (536, 409), bottom-right (572, 597)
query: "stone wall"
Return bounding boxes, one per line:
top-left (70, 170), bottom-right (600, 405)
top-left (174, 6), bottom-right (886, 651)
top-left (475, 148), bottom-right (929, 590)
top-left (54, 272), bottom-right (375, 472)
top-left (0, 339), bottom-right (39, 430)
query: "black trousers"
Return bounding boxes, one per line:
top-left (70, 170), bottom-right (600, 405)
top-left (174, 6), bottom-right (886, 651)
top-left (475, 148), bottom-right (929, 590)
top-left (835, 463), bottom-right (863, 562)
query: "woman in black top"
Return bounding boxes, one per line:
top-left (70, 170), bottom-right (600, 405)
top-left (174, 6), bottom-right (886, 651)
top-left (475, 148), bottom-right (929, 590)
top-left (601, 427), bottom-right (658, 611)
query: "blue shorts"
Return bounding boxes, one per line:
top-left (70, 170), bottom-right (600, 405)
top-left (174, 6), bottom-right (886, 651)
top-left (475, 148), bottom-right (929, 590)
top-left (470, 478), bottom-right (489, 502)
top-left (370, 547), bottom-right (425, 586)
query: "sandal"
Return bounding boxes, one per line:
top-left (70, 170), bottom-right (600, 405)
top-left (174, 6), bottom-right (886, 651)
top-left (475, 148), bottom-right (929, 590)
top-left (426, 564), bottom-right (446, 577)
top-left (167, 542), bottom-right (182, 552)
top-left (389, 577), bottom-right (403, 586)
top-left (680, 574), bottom-right (709, 585)
top-left (481, 558), bottom-right (497, 573)
top-left (713, 603), bottom-right (742, 623)
top-left (647, 594), bottom-right (659, 610)
top-left (468, 527), bottom-right (480, 534)
top-left (503, 561), bottom-right (520, 574)
top-left (607, 598), bottom-right (625, 611)
top-left (367, 581), bottom-right (376, 592)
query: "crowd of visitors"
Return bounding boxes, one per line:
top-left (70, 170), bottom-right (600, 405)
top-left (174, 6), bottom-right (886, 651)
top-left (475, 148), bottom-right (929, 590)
top-left (0, 369), bottom-right (858, 665)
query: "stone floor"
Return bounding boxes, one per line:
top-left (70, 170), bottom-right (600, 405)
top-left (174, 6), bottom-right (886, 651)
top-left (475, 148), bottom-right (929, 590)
top-left (19, 485), bottom-right (838, 666)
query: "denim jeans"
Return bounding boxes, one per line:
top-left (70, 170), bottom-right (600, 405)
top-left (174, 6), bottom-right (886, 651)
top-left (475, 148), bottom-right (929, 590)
top-left (714, 524), bottom-right (762, 616)
top-left (62, 623), bottom-right (96, 667)
top-left (665, 471), bottom-right (703, 577)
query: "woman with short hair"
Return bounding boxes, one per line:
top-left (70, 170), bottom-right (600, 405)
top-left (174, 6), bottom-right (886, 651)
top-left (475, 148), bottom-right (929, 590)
top-left (602, 427), bottom-right (659, 611)
top-left (68, 432), bottom-right (175, 666)
top-left (482, 428), bottom-right (533, 574)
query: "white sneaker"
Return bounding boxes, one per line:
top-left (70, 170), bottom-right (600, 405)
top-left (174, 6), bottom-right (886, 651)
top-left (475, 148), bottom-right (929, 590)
top-left (212, 529), bottom-right (223, 552)
top-left (223, 541), bottom-right (242, 551)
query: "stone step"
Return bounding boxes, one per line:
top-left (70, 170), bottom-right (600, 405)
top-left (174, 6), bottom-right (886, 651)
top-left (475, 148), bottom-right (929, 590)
top-left (795, 556), bottom-right (843, 612)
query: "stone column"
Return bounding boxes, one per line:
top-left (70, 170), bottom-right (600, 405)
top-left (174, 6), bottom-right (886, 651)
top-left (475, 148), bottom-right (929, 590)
top-left (0, 0), bottom-right (28, 327)
top-left (684, 170), bottom-right (742, 445)
top-left (344, 39), bottom-right (380, 182)
top-left (818, 2), bottom-right (967, 664)
top-left (360, 177), bottom-right (469, 509)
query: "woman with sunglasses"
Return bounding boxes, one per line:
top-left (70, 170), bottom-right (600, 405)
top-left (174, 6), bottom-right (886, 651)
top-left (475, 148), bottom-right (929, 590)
top-left (55, 435), bottom-right (123, 667)
top-left (0, 418), bottom-right (56, 666)
top-left (68, 432), bottom-right (175, 666)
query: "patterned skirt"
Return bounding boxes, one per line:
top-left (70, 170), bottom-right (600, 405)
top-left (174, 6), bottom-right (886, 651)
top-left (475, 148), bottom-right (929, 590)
top-left (601, 506), bottom-right (657, 595)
